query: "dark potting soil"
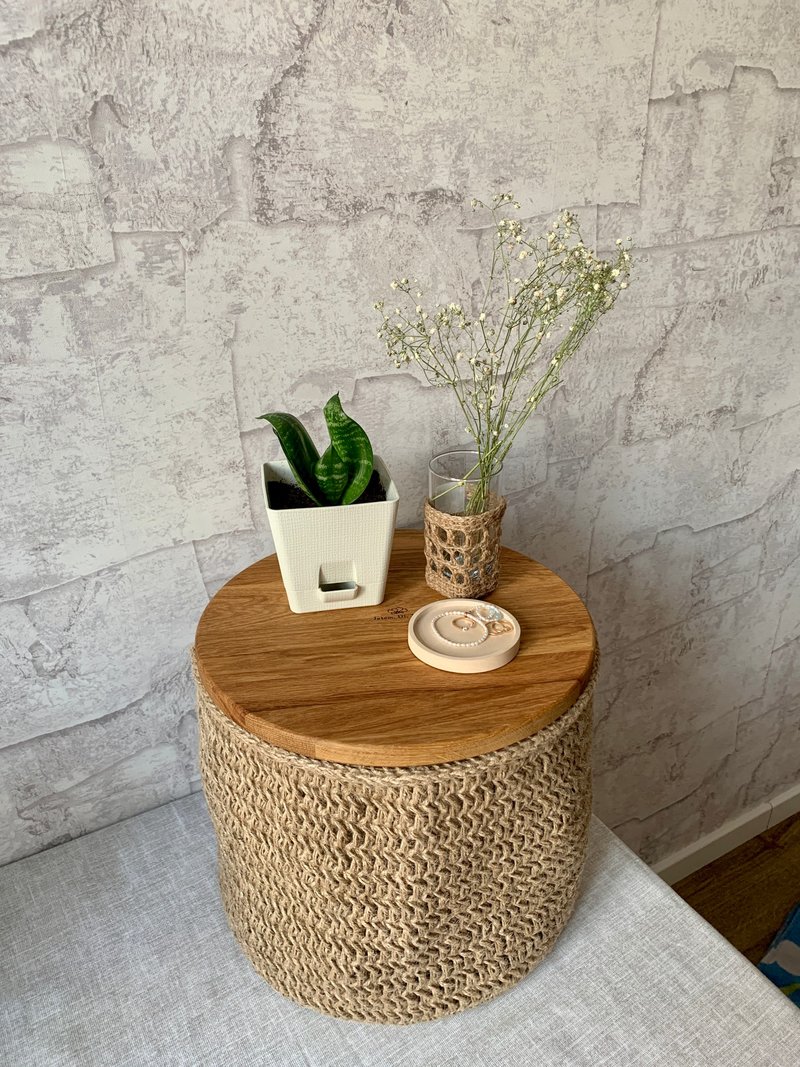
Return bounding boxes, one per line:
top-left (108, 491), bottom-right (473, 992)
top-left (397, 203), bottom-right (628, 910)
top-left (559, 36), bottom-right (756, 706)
top-left (267, 470), bottom-right (387, 510)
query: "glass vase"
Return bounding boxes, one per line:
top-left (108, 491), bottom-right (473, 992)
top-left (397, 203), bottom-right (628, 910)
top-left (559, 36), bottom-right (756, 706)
top-left (424, 450), bottom-right (506, 598)
top-left (428, 450), bottom-right (503, 516)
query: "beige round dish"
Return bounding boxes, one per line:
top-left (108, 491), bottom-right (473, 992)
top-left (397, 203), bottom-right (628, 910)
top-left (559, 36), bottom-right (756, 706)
top-left (408, 598), bottom-right (521, 674)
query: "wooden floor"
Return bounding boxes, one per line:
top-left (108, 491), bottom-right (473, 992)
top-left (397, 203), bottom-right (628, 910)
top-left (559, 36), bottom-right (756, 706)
top-left (673, 812), bottom-right (800, 964)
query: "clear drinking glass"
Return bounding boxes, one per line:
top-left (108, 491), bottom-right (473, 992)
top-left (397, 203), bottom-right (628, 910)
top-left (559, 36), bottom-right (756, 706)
top-left (428, 450), bottom-right (503, 515)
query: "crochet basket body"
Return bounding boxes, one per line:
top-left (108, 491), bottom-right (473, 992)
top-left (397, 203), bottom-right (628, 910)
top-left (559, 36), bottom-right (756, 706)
top-left (423, 495), bottom-right (507, 598)
top-left (195, 665), bottom-right (594, 1024)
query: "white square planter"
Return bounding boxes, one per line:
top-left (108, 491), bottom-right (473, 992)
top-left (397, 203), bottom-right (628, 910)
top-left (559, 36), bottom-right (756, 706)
top-left (262, 456), bottom-right (399, 613)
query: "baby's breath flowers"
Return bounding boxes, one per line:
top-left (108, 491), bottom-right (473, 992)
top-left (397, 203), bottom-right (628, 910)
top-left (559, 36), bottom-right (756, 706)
top-left (375, 192), bottom-right (632, 513)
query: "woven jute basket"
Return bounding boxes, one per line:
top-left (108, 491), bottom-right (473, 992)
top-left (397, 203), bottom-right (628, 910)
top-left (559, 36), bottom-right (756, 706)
top-left (423, 494), bottom-right (507, 599)
top-left (195, 657), bottom-right (595, 1025)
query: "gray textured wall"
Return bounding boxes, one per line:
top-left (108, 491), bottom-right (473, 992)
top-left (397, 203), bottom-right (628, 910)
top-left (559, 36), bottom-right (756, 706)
top-left (1, 0), bottom-right (798, 866)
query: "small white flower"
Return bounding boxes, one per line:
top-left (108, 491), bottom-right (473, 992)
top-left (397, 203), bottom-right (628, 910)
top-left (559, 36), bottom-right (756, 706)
top-left (390, 280), bottom-right (399, 289)
top-left (611, 269), bottom-right (619, 278)
top-left (479, 312), bottom-right (486, 322)
top-left (508, 297), bottom-right (516, 305)
top-left (615, 238), bottom-right (623, 246)
top-left (619, 281), bottom-right (628, 289)
top-left (518, 250), bottom-right (528, 260)
top-left (416, 305), bottom-right (423, 313)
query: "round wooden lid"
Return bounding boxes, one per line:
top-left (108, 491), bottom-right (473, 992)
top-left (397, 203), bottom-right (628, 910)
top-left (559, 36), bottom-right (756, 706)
top-left (194, 529), bottom-right (596, 768)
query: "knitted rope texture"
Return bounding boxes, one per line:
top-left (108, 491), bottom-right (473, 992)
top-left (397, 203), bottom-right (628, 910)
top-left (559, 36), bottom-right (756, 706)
top-left (194, 656), bottom-right (595, 1024)
top-left (423, 495), bottom-right (507, 598)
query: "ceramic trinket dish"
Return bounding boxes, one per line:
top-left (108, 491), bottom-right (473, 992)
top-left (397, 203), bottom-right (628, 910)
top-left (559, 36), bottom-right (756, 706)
top-left (407, 598), bottom-right (521, 673)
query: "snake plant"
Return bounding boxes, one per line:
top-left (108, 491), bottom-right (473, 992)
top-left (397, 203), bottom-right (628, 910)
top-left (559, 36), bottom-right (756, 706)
top-left (258, 393), bottom-right (375, 506)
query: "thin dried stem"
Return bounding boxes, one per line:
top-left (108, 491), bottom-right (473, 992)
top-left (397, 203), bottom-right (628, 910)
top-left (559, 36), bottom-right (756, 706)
top-left (376, 194), bottom-right (632, 514)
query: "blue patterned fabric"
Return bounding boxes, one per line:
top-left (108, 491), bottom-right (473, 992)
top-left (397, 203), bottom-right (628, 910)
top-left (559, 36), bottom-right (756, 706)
top-left (760, 903), bottom-right (800, 1007)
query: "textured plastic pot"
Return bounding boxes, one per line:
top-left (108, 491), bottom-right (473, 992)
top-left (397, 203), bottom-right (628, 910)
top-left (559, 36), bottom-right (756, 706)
top-left (262, 456), bottom-right (399, 613)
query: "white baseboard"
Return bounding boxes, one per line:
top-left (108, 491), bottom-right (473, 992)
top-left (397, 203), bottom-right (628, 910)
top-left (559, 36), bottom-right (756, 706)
top-left (653, 781), bottom-right (800, 886)
top-left (767, 781), bottom-right (800, 828)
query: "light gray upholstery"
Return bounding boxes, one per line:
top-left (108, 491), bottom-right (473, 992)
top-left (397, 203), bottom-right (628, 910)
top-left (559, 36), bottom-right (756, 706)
top-left (2, 795), bottom-right (797, 1065)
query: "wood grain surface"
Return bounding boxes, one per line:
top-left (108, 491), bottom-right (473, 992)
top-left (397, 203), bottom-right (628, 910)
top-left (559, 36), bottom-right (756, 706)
top-left (194, 530), bottom-right (596, 767)
top-left (674, 813), bottom-right (800, 964)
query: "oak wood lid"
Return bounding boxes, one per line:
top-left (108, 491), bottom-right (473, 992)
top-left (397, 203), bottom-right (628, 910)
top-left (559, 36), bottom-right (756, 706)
top-left (194, 529), bottom-right (596, 767)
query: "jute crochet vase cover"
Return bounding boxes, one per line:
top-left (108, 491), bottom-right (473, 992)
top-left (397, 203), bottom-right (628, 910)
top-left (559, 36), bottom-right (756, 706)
top-left (194, 657), bottom-right (595, 1025)
top-left (423, 494), bottom-right (507, 598)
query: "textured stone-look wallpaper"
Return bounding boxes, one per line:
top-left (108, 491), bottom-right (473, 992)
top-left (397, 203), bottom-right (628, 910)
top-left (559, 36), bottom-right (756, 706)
top-left (1, 0), bottom-right (798, 866)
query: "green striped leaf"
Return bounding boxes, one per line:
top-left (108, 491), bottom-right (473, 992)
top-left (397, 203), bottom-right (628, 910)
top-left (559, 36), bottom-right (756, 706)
top-left (323, 394), bottom-right (374, 505)
top-left (257, 411), bottom-right (325, 506)
top-left (314, 444), bottom-right (352, 504)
